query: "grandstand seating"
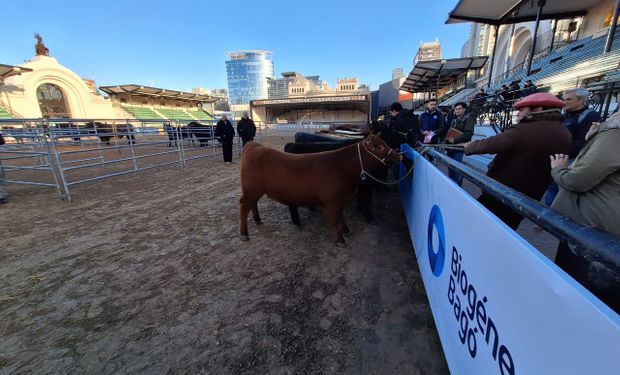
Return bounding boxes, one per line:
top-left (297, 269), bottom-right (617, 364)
top-left (441, 88), bottom-right (477, 107)
top-left (156, 108), bottom-right (195, 120)
top-left (0, 106), bottom-right (13, 118)
top-left (489, 29), bottom-right (620, 94)
top-left (121, 105), bottom-right (164, 119)
top-left (186, 109), bottom-right (214, 121)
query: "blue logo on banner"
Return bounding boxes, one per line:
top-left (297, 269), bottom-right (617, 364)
top-left (428, 205), bottom-right (446, 277)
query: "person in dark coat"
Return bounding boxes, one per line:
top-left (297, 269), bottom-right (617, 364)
top-left (383, 102), bottom-right (420, 149)
top-left (463, 93), bottom-right (572, 230)
top-left (435, 102), bottom-right (476, 186)
top-left (522, 80), bottom-right (537, 97)
top-left (542, 87), bottom-right (601, 205)
top-left (236, 112), bottom-right (256, 147)
top-left (215, 114), bottom-right (235, 163)
top-left (373, 102), bottom-right (419, 181)
top-left (508, 80), bottom-right (522, 102)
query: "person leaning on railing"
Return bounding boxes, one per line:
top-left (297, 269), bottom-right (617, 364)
top-left (522, 79), bottom-right (538, 97)
top-left (550, 112), bottom-right (620, 311)
top-left (462, 93), bottom-right (572, 230)
top-left (435, 102), bottom-right (475, 186)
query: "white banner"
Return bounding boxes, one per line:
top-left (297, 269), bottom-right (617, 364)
top-left (399, 147), bottom-right (620, 375)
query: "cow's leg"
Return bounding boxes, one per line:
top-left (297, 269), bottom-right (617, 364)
top-left (240, 193), bottom-right (261, 241)
top-left (338, 212), bottom-right (350, 235)
top-left (239, 195), bottom-right (252, 241)
top-left (251, 201), bottom-right (262, 225)
top-left (323, 203), bottom-right (346, 246)
top-left (357, 179), bottom-right (376, 224)
top-left (289, 205), bottom-right (301, 226)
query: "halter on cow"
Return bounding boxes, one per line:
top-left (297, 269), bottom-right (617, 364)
top-left (239, 133), bottom-right (402, 246)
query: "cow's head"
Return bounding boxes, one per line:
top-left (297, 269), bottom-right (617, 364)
top-left (362, 133), bottom-right (402, 165)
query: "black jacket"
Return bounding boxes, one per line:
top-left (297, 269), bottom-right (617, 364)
top-left (215, 119), bottom-right (235, 143)
top-left (237, 118), bottom-right (256, 141)
top-left (381, 110), bottom-right (420, 149)
top-left (562, 106), bottom-right (601, 159)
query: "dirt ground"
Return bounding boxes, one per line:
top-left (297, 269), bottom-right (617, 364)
top-left (0, 132), bottom-right (448, 375)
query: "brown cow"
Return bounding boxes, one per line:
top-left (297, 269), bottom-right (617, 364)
top-left (239, 134), bottom-right (402, 246)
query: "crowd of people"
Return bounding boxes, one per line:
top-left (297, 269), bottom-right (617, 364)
top-left (375, 86), bottom-right (617, 311)
top-left (470, 79), bottom-right (539, 116)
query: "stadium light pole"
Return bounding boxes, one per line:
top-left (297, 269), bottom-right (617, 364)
top-left (549, 19), bottom-right (557, 53)
top-left (604, 0), bottom-right (620, 53)
top-left (527, 0), bottom-right (546, 76)
top-left (486, 25), bottom-right (500, 89)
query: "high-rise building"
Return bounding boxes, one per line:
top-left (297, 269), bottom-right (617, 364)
top-left (268, 72), bottom-right (303, 99)
top-left (414, 39), bottom-right (441, 64)
top-left (225, 50), bottom-right (274, 105)
top-left (392, 68), bottom-right (405, 80)
top-left (461, 23), bottom-right (495, 57)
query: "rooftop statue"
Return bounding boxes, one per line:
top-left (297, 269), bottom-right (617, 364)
top-left (34, 33), bottom-right (49, 56)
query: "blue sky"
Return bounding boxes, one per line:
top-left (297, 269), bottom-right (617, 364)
top-left (1, 0), bottom-right (470, 92)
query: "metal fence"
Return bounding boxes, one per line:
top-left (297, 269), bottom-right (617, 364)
top-left (0, 118), bottom-right (242, 200)
top-left (418, 145), bottom-right (620, 311)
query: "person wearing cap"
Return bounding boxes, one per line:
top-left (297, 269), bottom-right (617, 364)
top-left (462, 93), bottom-right (571, 230)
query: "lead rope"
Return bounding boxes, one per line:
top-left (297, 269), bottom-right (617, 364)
top-left (357, 143), bottom-right (415, 186)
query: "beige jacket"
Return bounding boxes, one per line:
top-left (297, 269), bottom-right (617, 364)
top-left (551, 115), bottom-right (620, 237)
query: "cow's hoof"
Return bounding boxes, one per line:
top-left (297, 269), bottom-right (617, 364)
top-left (335, 241), bottom-right (347, 248)
top-left (240, 235), bottom-right (249, 242)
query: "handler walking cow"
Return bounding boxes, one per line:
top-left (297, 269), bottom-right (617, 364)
top-left (239, 134), bottom-right (401, 246)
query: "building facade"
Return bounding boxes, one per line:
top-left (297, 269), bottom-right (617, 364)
top-left (414, 40), bottom-right (441, 64)
top-left (225, 50), bottom-right (274, 105)
top-left (267, 72), bottom-right (366, 99)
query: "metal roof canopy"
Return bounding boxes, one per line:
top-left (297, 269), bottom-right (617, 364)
top-left (99, 84), bottom-right (219, 103)
top-left (0, 64), bottom-right (33, 80)
top-left (400, 56), bottom-right (488, 93)
top-left (446, 0), bottom-right (604, 25)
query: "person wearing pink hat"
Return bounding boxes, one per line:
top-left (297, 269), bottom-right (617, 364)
top-left (462, 92), bottom-right (572, 230)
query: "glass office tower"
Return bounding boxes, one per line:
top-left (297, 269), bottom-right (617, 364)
top-left (225, 50), bottom-right (274, 105)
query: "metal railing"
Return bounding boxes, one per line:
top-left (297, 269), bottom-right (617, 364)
top-left (414, 144), bottom-right (620, 308)
top-left (468, 93), bottom-right (519, 133)
top-left (0, 118), bottom-right (242, 200)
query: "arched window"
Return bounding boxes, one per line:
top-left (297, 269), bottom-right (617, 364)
top-left (37, 83), bottom-right (70, 118)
